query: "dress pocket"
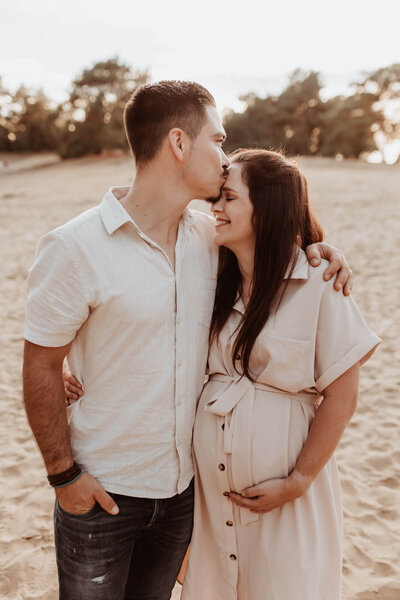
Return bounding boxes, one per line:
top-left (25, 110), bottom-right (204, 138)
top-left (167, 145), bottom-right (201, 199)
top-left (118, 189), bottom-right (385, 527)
top-left (258, 333), bottom-right (314, 393)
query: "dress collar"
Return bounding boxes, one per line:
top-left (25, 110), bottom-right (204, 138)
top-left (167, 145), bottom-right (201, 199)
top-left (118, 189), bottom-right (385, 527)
top-left (233, 247), bottom-right (309, 315)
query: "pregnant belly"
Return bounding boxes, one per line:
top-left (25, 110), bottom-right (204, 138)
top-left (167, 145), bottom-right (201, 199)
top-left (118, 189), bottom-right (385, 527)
top-left (194, 384), bottom-right (315, 489)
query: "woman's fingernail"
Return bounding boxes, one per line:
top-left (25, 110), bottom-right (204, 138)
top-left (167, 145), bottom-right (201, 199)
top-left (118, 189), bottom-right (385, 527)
top-left (311, 259), bottom-right (319, 265)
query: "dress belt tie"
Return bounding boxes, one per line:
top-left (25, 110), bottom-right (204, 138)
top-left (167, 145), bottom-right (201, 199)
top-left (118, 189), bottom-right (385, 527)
top-left (204, 373), bottom-right (319, 525)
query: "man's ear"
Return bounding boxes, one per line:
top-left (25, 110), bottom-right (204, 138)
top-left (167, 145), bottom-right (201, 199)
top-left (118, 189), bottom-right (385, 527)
top-left (167, 128), bottom-right (188, 161)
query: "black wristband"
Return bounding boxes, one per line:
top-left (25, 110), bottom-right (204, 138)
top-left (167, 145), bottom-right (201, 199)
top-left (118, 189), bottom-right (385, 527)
top-left (47, 462), bottom-right (82, 487)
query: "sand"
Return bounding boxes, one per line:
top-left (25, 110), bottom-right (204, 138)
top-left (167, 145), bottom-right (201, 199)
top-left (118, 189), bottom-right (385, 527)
top-left (0, 153), bottom-right (399, 599)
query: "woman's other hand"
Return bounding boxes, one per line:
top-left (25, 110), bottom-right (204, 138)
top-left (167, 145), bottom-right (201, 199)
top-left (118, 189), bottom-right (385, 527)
top-left (228, 472), bottom-right (310, 514)
top-left (63, 368), bottom-right (84, 405)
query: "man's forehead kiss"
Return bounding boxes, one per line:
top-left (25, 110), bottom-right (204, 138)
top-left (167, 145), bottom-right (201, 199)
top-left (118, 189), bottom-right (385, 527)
top-left (222, 186), bottom-right (238, 194)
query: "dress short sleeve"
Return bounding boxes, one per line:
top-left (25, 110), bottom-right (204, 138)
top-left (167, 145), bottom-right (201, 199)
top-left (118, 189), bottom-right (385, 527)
top-left (24, 233), bottom-right (90, 347)
top-left (315, 281), bottom-right (381, 393)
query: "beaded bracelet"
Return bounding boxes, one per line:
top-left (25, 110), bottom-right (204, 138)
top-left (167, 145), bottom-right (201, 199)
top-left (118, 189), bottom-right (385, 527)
top-left (47, 462), bottom-right (82, 488)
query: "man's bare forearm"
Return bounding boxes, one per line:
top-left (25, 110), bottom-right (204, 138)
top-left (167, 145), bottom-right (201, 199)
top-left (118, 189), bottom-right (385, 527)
top-left (23, 341), bottom-right (73, 474)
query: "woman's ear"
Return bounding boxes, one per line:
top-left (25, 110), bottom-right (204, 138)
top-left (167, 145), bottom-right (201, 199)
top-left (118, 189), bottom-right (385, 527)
top-left (167, 128), bottom-right (187, 161)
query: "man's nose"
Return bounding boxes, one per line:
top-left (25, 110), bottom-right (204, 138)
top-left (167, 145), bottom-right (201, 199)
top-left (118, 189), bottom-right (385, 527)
top-left (221, 149), bottom-right (230, 168)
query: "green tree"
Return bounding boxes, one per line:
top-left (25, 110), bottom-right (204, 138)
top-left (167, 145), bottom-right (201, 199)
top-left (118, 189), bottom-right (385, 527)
top-left (224, 69), bottom-right (386, 158)
top-left (357, 63), bottom-right (400, 146)
top-left (0, 82), bottom-right (57, 152)
top-left (224, 70), bottom-right (324, 155)
top-left (58, 57), bottom-right (150, 158)
top-left (318, 91), bottom-right (382, 158)
top-left (0, 77), bottom-right (13, 151)
top-left (273, 70), bottom-right (324, 155)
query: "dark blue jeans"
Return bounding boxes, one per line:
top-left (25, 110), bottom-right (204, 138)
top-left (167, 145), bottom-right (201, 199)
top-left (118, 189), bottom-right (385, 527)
top-left (54, 479), bottom-right (194, 600)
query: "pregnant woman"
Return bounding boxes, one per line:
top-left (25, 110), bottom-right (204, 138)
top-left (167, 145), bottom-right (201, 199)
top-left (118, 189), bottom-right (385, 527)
top-left (180, 149), bottom-right (380, 599)
top-left (63, 148), bottom-right (379, 599)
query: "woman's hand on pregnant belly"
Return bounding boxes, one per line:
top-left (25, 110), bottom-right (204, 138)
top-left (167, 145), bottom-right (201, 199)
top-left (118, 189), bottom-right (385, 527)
top-left (229, 474), bottom-right (307, 514)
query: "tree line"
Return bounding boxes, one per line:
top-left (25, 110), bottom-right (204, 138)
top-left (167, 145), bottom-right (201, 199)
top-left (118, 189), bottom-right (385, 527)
top-left (0, 58), bottom-right (399, 160)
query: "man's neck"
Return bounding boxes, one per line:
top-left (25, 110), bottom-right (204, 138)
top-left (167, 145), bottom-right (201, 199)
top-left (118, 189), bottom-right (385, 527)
top-left (120, 167), bottom-right (193, 246)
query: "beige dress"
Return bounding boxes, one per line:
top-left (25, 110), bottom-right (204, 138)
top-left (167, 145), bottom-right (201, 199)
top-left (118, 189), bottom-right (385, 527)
top-left (181, 249), bottom-right (380, 600)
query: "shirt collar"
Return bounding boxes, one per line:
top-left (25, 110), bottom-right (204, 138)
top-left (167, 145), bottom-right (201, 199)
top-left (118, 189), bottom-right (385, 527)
top-left (100, 187), bottom-right (135, 235)
top-left (100, 187), bottom-right (194, 236)
top-left (233, 246), bottom-right (309, 315)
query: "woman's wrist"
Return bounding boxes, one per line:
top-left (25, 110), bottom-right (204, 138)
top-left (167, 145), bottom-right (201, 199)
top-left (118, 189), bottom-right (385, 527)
top-left (287, 470), bottom-right (313, 499)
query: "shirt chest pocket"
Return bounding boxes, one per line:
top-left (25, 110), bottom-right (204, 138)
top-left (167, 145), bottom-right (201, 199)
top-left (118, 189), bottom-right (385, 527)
top-left (257, 333), bottom-right (314, 393)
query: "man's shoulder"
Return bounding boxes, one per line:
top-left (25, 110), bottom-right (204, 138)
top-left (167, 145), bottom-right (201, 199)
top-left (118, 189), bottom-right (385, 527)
top-left (45, 205), bottom-right (103, 245)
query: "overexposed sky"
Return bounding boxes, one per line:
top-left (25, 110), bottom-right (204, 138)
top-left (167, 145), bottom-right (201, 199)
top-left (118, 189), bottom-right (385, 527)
top-left (1, 0), bottom-right (399, 111)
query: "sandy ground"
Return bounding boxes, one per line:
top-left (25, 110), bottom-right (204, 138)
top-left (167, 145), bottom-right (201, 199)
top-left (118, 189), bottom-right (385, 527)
top-left (0, 153), bottom-right (399, 599)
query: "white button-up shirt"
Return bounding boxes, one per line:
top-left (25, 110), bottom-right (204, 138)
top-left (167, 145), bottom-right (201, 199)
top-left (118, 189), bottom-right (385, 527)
top-left (24, 188), bottom-right (218, 498)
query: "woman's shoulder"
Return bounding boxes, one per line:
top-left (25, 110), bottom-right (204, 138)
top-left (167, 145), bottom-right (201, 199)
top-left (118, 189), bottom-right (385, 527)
top-left (305, 258), bottom-right (336, 291)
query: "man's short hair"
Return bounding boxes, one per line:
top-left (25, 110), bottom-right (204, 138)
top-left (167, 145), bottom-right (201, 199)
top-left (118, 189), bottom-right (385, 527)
top-left (124, 80), bottom-right (216, 165)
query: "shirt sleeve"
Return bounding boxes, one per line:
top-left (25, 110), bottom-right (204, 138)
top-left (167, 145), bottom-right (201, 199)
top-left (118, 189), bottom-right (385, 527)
top-left (314, 281), bottom-right (381, 393)
top-left (24, 232), bottom-right (90, 347)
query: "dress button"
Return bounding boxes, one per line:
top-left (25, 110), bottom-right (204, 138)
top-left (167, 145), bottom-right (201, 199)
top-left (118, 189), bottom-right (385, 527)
top-left (218, 463), bottom-right (225, 471)
top-left (226, 520), bottom-right (233, 527)
top-left (230, 554), bottom-right (237, 561)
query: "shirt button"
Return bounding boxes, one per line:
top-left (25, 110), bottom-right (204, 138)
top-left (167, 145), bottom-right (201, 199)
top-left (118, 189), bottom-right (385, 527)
top-left (177, 317), bottom-right (181, 324)
top-left (177, 360), bottom-right (182, 367)
top-left (230, 554), bottom-right (237, 561)
top-left (218, 463), bottom-right (225, 471)
top-left (226, 520), bottom-right (233, 527)
top-left (177, 399), bottom-right (182, 406)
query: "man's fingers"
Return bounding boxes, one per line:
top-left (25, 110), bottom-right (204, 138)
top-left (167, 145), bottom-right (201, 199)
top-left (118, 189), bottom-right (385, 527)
top-left (94, 488), bottom-right (119, 515)
top-left (305, 243), bottom-right (321, 266)
top-left (343, 271), bottom-right (353, 296)
top-left (322, 256), bottom-right (342, 282)
top-left (332, 265), bottom-right (350, 291)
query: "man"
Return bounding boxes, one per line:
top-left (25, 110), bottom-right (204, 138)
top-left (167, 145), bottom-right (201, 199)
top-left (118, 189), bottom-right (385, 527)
top-left (23, 80), bottom-right (352, 600)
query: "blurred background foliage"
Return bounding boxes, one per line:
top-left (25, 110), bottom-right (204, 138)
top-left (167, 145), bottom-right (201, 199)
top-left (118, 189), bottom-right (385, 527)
top-left (0, 58), bottom-right (399, 160)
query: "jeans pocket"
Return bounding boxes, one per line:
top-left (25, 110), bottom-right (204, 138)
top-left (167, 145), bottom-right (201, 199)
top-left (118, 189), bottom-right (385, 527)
top-left (56, 499), bottom-right (101, 520)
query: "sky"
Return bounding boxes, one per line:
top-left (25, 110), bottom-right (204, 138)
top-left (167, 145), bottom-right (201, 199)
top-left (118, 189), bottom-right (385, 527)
top-left (1, 0), bottom-right (399, 112)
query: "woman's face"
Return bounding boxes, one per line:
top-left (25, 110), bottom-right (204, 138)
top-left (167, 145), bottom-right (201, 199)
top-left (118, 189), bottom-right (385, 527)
top-left (211, 162), bottom-right (256, 251)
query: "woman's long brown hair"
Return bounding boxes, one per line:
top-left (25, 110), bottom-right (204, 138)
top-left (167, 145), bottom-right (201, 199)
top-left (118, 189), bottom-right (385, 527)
top-left (210, 149), bottom-right (324, 381)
